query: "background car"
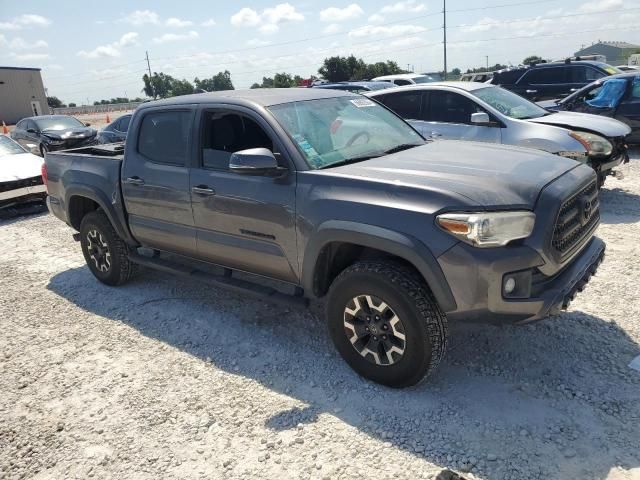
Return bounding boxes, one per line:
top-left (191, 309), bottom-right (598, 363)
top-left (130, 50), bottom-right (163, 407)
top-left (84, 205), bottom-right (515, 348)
top-left (371, 73), bottom-right (436, 86)
top-left (310, 81), bottom-right (396, 93)
top-left (490, 60), bottom-right (622, 101)
top-left (616, 65), bottom-right (640, 72)
top-left (10, 115), bottom-right (98, 156)
top-left (460, 72), bottom-right (494, 82)
top-left (97, 114), bottom-right (132, 144)
top-left (367, 82), bottom-right (631, 186)
top-left (0, 135), bottom-right (46, 214)
top-left (539, 73), bottom-right (640, 144)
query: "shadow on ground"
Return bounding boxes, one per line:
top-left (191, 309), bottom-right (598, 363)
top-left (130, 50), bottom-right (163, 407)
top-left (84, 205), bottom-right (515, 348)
top-left (47, 265), bottom-right (640, 479)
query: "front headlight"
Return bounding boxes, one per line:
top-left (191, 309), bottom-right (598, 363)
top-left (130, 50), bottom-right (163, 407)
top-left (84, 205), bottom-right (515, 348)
top-left (437, 211), bottom-right (535, 248)
top-left (569, 131), bottom-right (612, 157)
top-left (45, 138), bottom-right (64, 145)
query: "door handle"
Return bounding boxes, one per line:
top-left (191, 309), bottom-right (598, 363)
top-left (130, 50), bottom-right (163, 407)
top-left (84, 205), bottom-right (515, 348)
top-left (192, 185), bottom-right (216, 196)
top-left (525, 89), bottom-right (538, 94)
top-left (125, 176), bottom-right (145, 186)
top-left (429, 132), bottom-right (443, 138)
top-left (570, 88), bottom-right (579, 92)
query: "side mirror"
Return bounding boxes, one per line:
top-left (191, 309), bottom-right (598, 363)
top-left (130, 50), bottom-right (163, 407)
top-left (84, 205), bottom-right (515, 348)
top-left (229, 148), bottom-right (286, 176)
top-left (85, 122), bottom-right (91, 127)
top-left (470, 112), bottom-right (491, 125)
top-left (26, 128), bottom-right (38, 134)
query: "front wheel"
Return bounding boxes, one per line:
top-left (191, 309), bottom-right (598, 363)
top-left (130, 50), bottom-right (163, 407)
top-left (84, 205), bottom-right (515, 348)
top-left (326, 261), bottom-right (448, 388)
top-left (39, 143), bottom-right (48, 157)
top-left (79, 210), bottom-right (136, 286)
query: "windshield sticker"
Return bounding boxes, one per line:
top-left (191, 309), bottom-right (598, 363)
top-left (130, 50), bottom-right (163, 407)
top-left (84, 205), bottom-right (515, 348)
top-left (350, 98), bottom-right (376, 108)
top-left (292, 134), bottom-right (323, 167)
top-left (604, 67), bottom-right (618, 75)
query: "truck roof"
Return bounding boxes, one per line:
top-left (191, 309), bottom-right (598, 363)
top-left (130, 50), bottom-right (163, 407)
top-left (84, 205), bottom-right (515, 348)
top-left (143, 88), bottom-right (358, 109)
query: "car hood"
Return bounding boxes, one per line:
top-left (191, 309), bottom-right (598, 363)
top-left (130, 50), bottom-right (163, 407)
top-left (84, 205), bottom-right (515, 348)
top-left (42, 127), bottom-right (97, 140)
top-left (0, 152), bottom-right (44, 182)
top-left (323, 140), bottom-right (580, 208)
top-left (527, 111), bottom-right (631, 137)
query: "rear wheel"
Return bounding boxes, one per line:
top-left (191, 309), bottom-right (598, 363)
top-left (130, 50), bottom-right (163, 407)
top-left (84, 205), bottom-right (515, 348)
top-left (326, 261), bottom-right (448, 388)
top-left (79, 210), bottom-right (136, 286)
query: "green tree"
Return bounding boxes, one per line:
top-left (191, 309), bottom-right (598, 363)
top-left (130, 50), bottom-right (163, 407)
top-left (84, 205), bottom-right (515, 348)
top-left (68, 102), bottom-right (77, 107)
top-left (142, 72), bottom-right (174, 99)
top-left (47, 96), bottom-right (63, 108)
top-left (523, 55), bottom-right (544, 65)
top-left (194, 71), bottom-right (234, 92)
top-left (319, 55), bottom-right (405, 82)
top-left (170, 78), bottom-right (194, 96)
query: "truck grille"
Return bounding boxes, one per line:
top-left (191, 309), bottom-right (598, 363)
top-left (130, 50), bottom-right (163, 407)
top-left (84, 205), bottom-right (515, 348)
top-left (0, 175), bottom-right (43, 193)
top-left (552, 180), bottom-right (599, 260)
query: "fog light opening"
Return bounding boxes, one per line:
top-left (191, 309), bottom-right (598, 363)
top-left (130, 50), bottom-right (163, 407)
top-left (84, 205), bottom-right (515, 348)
top-left (504, 277), bottom-right (516, 295)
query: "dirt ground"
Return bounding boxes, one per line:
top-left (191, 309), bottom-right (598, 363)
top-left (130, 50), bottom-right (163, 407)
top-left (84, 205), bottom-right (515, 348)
top-left (1, 150), bottom-right (639, 480)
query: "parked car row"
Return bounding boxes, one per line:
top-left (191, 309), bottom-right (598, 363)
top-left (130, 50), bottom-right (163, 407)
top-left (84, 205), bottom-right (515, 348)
top-left (42, 88), bottom-right (609, 387)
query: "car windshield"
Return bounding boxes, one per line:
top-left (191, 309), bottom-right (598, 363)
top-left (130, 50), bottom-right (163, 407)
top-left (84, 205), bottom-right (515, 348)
top-left (0, 135), bottom-right (26, 156)
top-left (472, 86), bottom-right (549, 119)
top-left (268, 96), bottom-right (424, 169)
top-left (412, 75), bottom-right (435, 84)
top-left (35, 116), bottom-right (85, 131)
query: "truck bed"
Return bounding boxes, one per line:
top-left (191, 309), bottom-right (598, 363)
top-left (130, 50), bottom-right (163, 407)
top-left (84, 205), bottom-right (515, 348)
top-left (53, 143), bottom-right (125, 159)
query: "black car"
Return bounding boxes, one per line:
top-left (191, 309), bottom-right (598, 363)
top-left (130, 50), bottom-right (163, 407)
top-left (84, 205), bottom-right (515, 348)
top-left (490, 60), bottom-right (622, 101)
top-left (540, 73), bottom-right (640, 144)
top-left (97, 114), bottom-right (132, 144)
top-left (10, 115), bottom-right (98, 156)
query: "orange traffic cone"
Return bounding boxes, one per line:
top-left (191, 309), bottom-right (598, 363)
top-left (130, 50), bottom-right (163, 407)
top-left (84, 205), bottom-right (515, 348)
top-left (106, 113), bottom-right (111, 123)
top-left (2, 121), bottom-right (8, 134)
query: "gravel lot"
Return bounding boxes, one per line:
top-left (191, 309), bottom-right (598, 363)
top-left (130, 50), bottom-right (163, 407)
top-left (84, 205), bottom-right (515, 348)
top-left (1, 150), bottom-right (639, 480)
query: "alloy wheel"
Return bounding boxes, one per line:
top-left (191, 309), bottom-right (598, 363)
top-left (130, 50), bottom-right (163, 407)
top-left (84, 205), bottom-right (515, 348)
top-left (86, 229), bottom-right (112, 273)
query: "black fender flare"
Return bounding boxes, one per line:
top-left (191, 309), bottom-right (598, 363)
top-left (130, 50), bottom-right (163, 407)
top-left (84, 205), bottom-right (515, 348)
top-left (301, 220), bottom-right (457, 313)
top-left (64, 185), bottom-right (137, 246)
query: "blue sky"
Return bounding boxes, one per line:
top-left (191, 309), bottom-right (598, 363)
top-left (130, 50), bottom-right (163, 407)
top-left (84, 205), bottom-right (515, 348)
top-left (1, 0), bottom-right (639, 104)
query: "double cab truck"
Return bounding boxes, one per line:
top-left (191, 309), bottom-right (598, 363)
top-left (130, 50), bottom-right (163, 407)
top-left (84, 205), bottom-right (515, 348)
top-left (44, 89), bottom-right (605, 387)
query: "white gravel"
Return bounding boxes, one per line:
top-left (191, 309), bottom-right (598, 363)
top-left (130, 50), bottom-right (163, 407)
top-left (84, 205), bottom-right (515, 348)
top-left (1, 150), bottom-right (640, 480)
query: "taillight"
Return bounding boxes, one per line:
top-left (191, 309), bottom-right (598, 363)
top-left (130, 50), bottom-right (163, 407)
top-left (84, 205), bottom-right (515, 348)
top-left (41, 162), bottom-right (48, 192)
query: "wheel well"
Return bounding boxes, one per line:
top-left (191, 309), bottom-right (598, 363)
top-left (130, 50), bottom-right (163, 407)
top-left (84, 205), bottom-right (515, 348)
top-left (313, 242), bottom-right (420, 297)
top-left (68, 196), bottom-right (100, 230)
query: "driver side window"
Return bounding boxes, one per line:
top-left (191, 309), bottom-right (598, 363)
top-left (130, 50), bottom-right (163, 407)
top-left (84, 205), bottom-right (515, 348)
top-left (201, 111), bottom-right (276, 171)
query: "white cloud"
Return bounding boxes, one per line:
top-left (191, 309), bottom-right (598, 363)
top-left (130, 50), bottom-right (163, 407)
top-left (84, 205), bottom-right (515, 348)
top-left (320, 4), bottom-right (364, 22)
top-left (231, 8), bottom-right (261, 27)
top-left (231, 3), bottom-right (304, 34)
top-left (122, 10), bottom-right (159, 25)
top-left (368, 14), bottom-right (385, 23)
top-left (348, 24), bottom-right (425, 38)
top-left (201, 18), bottom-right (217, 27)
top-left (77, 32), bottom-right (138, 59)
top-left (152, 30), bottom-right (199, 44)
top-left (10, 52), bottom-right (51, 61)
top-left (42, 64), bottom-right (63, 71)
top-left (5, 37), bottom-right (48, 50)
top-left (380, 0), bottom-right (426, 14)
top-left (165, 17), bottom-right (193, 28)
top-left (461, 16), bottom-right (497, 33)
top-left (0, 14), bottom-right (51, 30)
top-left (323, 23), bottom-right (341, 34)
top-left (578, 0), bottom-right (623, 13)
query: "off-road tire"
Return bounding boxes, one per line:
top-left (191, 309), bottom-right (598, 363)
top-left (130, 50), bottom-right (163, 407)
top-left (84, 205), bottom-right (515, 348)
top-left (79, 210), bottom-right (137, 286)
top-left (326, 260), bottom-right (448, 388)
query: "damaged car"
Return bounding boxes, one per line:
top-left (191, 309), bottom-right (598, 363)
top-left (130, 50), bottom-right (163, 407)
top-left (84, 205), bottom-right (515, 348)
top-left (0, 135), bottom-right (46, 214)
top-left (368, 82), bottom-right (631, 186)
top-left (10, 115), bottom-right (98, 156)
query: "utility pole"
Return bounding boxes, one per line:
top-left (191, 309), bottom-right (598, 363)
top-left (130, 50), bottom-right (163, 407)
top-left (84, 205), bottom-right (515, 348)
top-left (486, 56), bottom-right (489, 71)
top-left (443, 0), bottom-right (447, 80)
top-left (145, 50), bottom-right (155, 98)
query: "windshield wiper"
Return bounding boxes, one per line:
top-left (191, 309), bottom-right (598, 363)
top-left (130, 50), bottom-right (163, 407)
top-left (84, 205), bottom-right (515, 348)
top-left (383, 143), bottom-right (423, 154)
top-left (317, 154), bottom-right (382, 169)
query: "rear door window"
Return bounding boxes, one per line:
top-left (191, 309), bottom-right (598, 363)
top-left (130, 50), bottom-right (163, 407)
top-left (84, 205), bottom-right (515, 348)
top-left (377, 91), bottom-right (422, 120)
top-left (521, 67), bottom-right (566, 84)
top-left (138, 110), bottom-right (191, 166)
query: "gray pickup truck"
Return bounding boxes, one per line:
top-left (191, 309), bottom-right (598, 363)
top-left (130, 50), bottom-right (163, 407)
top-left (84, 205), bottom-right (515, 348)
top-left (44, 89), bottom-right (605, 387)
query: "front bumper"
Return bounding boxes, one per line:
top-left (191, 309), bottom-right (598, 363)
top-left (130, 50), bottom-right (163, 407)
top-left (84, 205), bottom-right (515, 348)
top-left (439, 236), bottom-right (605, 324)
top-left (0, 183), bottom-right (46, 209)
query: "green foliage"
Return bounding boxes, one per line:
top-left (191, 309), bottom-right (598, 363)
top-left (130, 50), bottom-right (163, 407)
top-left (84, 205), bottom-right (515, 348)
top-left (68, 103), bottom-right (77, 107)
top-left (194, 70), bottom-right (234, 92)
top-left (251, 74), bottom-right (309, 88)
top-left (47, 96), bottom-right (64, 108)
top-left (318, 55), bottom-right (406, 82)
top-left (523, 55), bottom-right (544, 65)
top-left (465, 63), bottom-right (509, 74)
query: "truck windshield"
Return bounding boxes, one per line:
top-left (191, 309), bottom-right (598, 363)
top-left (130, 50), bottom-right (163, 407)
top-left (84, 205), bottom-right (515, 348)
top-left (35, 116), bottom-right (85, 131)
top-left (472, 86), bottom-right (550, 119)
top-left (268, 96), bottom-right (424, 169)
top-left (0, 135), bottom-right (26, 156)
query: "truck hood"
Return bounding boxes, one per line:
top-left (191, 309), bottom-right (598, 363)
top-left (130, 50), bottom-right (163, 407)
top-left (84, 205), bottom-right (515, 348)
top-left (0, 152), bottom-right (43, 182)
top-left (325, 140), bottom-right (580, 208)
top-left (527, 111), bottom-right (631, 137)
